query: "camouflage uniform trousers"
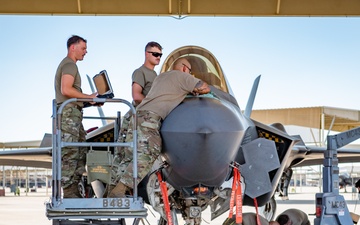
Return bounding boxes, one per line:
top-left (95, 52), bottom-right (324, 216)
top-left (60, 105), bottom-right (87, 189)
top-left (119, 109), bottom-right (133, 143)
top-left (113, 109), bottom-right (133, 162)
top-left (112, 110), bottom-right (162, 188)
top-left (110, 109), bottom-right (132, 185)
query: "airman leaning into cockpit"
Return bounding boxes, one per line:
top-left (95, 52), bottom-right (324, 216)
top-left (108, 58), bottom-right (210, 197)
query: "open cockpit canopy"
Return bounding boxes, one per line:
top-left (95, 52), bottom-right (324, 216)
top-left (160, 46), bottom-right (232, 94)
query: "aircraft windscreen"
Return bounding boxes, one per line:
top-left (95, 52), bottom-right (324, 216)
top-left (184, 54), bottom-right (223, 90)
top-left (160, 46), bottom-right (229, 93)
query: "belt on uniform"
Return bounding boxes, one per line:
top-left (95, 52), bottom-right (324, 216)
top-left (57, 103), bottom-right (83, 111)
top-left (137, 110), bottom-right (162, 121)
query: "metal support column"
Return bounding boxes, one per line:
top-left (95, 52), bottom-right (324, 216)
top-left (314, 126), bottom-right (360, 225)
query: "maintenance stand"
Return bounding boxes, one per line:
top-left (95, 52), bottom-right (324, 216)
top-left (46, 98), bottom-right (147, 225)
top-left (314, 126), bottom-right (360, 224)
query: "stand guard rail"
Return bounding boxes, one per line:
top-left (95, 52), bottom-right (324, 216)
top-left (46, 98), bottom-right (147, 224)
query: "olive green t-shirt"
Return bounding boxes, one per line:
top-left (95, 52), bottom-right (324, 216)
top-left (132, 65), bottom-right (157, 98)
top-left (54, 57), bottom-right (83, 107)
top-left (137, 70), bottom-right (200, 119)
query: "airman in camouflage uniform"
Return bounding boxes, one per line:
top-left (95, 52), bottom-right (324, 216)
top-left (116, 42), bottom-right (162, 145)
top-left (54, 35), bottom-right (98, 198)
top-left (109, 58), bottom-right (210, 197)
top-left (109, 42), bottom-right (162, 192)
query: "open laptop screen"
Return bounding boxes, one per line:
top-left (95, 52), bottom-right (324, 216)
top-left (93, 70), bottom-right (114, 98)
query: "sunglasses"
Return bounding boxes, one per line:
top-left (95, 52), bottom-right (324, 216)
top-left (147, 51), bottom-right (163, 58)
top-left (182, 63), bottom-right (192, 74)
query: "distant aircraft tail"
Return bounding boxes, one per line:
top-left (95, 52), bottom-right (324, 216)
top-left (40, 133), bottom-right (52, 147)
top-left (244, 75), bottom-right (261, 118)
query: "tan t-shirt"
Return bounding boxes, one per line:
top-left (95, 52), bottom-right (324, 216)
top-left (132, 64), bottom-right (157, 97)
top-left (54, 57), bottom-right (83, 107)
top-left (137, 70), bottom-right (200, 119)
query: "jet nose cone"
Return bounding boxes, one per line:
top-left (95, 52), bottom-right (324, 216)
top-left (160, 97), bottom-right (245, 188)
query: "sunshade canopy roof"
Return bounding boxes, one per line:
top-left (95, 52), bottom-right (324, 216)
top-left (1, 0), bottom-right (360, 17)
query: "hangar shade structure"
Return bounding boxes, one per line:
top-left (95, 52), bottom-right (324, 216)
top-left (250, 106), bottom-right (360, 133)
top-left (1, 0), bottom-right (360, 16)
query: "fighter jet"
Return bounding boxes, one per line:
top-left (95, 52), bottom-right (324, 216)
top-left (1, 45), bottom-right (360, 225)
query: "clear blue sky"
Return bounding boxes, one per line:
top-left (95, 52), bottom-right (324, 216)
top-left (1, 16), bottom-right (359, 142)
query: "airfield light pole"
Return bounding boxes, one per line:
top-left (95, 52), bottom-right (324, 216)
top-left (314, 126), bottom-right (360, 225)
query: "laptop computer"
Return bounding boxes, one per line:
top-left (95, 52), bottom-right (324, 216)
top-left (84, 70), bottom-right (115, 108)
top-left (93, 70), bottom-right (115, 99)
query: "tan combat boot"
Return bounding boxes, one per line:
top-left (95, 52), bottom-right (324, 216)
top-left (108, 182), bottom-right (128, 198)
top-left (103, 184), bottom-right (116, 198)
top-left (63, 183), bottom-right (82, 198)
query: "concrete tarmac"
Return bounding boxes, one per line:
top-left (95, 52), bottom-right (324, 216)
top-left (1, 186), bottom-right (360, 225)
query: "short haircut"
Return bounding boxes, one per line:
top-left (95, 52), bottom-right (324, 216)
top-left (145, 41), bottom-right (163, 51)
top-left (172, 57), bottom-right (190, 70)
top-left (277, 215), bottom-right (290, 225)
top-left (67, 35), bottom-right (87, 49)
